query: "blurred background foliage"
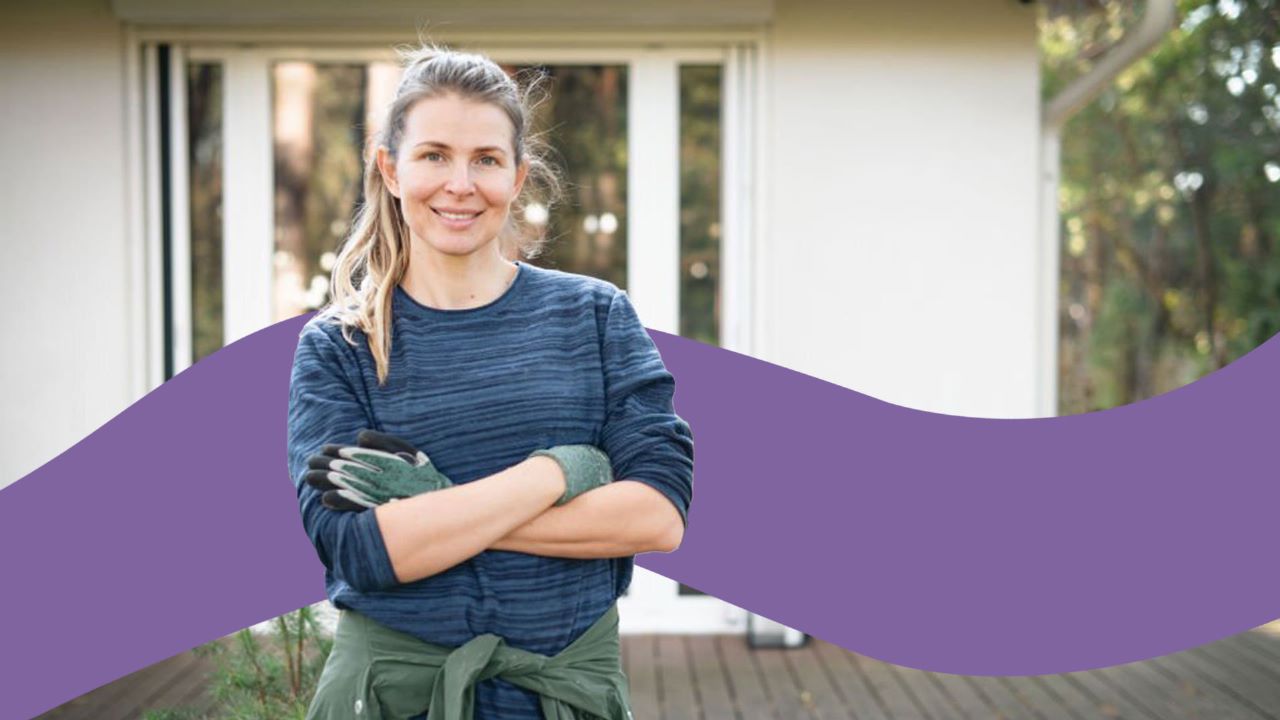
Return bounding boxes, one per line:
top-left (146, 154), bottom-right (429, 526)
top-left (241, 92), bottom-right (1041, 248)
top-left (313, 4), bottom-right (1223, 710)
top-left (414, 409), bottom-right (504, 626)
top-left (1045, 0), bottom-right (1280, 413)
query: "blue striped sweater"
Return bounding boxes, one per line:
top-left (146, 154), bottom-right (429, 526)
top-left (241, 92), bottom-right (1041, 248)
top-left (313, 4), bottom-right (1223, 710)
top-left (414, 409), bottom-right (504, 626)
top-left (286, 263), bottom-right (694, 718)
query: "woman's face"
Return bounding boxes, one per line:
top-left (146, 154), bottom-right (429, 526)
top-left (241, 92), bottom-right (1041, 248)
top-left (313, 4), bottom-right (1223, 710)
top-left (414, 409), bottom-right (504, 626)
top-left (378, 93), bottom-right (528, 260)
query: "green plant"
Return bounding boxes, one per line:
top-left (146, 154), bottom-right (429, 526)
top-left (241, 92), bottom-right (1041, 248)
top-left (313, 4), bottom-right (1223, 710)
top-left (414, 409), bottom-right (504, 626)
top-left (145, 605), bottom-right (333, 720)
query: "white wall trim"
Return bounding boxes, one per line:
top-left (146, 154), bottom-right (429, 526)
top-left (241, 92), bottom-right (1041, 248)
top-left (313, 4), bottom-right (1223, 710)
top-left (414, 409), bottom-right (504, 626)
top-left (721, 43), bottom-right (759, 355)
top-left (134, 27), bottom-right (766, 47)
top-left (221, 50), bottom-right (276, 347)
top-left (188, 45), bottom-right (725, 65)
top-left (122, 28), bottom-right (147, 401)
top-left (111, 0), bottom-right (776, 29)
top-left (168, 45), bottom-right (195, 373)
top-left (627, 52), bottom-right (682, 333)
top-left (136, 39), bottom-right (163, 393)
top-left (1037, 130), bottom-right (1062, 418)
top-left (751, 32), bottom-right (772, 361)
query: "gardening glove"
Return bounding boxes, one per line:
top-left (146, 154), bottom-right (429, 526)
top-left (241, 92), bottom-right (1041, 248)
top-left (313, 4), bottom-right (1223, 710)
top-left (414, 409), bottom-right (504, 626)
top-left (528, 445), bottom-right (614, 506)
top-left (304, 429), bottom-right (453, 512)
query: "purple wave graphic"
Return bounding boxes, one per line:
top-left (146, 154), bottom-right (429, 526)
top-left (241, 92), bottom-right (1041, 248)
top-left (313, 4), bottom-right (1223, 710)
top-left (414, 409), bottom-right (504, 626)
top-left (2, 315), bottom-right (1278, 717)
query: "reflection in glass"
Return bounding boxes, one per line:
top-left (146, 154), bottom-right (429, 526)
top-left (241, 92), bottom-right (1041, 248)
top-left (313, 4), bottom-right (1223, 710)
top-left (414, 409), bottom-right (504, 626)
top-left (679, 65), bottom-right (722, 347)
top-left (272, 62), bottom-right (391, 322)
top-left (521, 65), bottom-right (628, 290)
top-left (188, 62), bottom-right (223, 362)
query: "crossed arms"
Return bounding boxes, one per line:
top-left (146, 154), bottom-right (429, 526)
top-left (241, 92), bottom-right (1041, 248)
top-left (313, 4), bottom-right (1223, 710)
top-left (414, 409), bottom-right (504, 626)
top-left (373, 455), bottom-right (684, 584)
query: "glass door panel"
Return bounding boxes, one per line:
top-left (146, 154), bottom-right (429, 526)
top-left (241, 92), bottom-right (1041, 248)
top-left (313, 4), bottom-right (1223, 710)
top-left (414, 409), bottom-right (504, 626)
top-left (679, 64), bottom-right (722, 347)
top-left (521, 65), bottom-right (628, 288)
top-left (271, 61), bottom-right (378, 322)
top-left (187, 62), bottom-right (224, 364)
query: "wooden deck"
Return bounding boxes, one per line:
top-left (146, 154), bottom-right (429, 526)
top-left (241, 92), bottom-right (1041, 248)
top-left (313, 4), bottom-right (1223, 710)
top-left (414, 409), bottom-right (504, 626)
top-left (39, 624), bottom-right (1280, 719)
top-left (37, 645), bottom-right (219, 720)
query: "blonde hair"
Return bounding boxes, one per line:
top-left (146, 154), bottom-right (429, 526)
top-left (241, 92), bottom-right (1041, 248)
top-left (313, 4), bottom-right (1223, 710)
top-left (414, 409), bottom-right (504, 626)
top-left (322, 45), bottom-right (561, 384)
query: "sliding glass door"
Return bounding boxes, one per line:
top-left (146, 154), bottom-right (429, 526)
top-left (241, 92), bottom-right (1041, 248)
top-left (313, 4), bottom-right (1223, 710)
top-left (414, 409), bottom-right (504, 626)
top-left (145, 40), bottom-right (755, 633)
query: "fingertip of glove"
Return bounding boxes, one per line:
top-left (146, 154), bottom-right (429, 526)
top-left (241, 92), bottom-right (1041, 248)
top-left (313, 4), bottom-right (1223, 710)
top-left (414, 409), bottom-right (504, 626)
top-left (322, 490), bottom-right (369, 512)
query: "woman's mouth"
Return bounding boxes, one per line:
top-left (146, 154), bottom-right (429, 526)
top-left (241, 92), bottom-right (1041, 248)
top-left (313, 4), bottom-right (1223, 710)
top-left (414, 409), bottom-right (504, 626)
top-left (432, 208), bottom-right (483, 229)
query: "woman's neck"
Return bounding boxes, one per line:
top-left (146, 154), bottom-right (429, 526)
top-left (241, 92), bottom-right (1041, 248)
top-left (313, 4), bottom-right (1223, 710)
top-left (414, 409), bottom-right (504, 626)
top-left (400, 245), bottom-right (518, 311)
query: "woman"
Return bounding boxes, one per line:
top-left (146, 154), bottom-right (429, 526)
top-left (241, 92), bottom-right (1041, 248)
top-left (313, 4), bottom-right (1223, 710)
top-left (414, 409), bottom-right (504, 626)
top-left (286, 45), bottom-right (694, 719)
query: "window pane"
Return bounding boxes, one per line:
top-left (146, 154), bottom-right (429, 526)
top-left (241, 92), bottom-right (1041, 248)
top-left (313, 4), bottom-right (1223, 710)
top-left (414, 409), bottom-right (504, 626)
top-left (188, 62), bottom-right (224, 362)
top-left (521, 65), bottom-right (628, 290)
top-left (679, 65), bottom-right (721, 346)
top-left (272, 62), bottom-right (379, 322)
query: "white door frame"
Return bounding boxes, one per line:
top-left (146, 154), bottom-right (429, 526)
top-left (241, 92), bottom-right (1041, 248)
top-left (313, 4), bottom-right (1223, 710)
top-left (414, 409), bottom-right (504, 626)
top-left (137, 35), bottom-right (761, 635)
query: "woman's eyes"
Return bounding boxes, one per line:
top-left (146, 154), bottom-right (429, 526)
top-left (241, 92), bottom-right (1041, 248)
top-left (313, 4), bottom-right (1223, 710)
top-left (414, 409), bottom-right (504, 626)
top-left (419, 152), bottom-right (500, 167)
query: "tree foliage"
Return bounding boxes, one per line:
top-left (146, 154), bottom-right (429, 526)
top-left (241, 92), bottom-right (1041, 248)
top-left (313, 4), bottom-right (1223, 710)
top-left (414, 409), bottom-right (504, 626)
top-left (1045, 0), bottom-right (1280, 413)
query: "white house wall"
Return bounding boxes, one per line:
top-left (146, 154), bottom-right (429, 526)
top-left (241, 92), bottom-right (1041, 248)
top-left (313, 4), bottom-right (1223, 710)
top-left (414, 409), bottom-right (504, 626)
top-left (759, 0), bottom-right (1042, 418)
top-left (0, 1), bottom-right (135, 487)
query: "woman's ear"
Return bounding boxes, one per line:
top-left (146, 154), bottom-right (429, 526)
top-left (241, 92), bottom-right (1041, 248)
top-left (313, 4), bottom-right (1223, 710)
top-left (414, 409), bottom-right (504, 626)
top-left (376, 146), bottom-right (401, 198)
top-left (513, 156), bottom-right (530, 197)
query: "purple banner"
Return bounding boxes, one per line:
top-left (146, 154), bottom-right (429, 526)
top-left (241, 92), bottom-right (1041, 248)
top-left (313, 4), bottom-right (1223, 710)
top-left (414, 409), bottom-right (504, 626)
top-left (1, 314), bottom-right (1277, 718)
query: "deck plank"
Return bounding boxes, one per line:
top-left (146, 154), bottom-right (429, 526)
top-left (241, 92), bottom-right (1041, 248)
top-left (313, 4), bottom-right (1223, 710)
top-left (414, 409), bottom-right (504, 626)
top-left (1002, 675), bottom-right (1077, 720)
top-left (1192, 641), bottom-right (1280, 710)
top-left (624, 634), bottom-right (661, 720)
top-left (1122, 653), bottom-right (1267, 720)
top-left (1236, 629), bottom-right (1280, 665)
top-left (754, 646), bottom-right (815, 719)
top-left (784, 641), bottom-right (851, 720)
top-left (848, 651), bottom-right (925, 719)
top-left (1153, 644), bottom-right (1280, 719)
top-left (717, 635), bottom-right (772, 719)
top-left (888, 664), bottom-right (964, 720)
top-left (810, 639), bottom-right (890, 720)
top-left (1211, 635), bottom-right (1280, 684)
top-left (119, 651), bottom-right (208, 719)
top-left (38, 647), bottom-right (214, 720)
top-left (656, 635), bottom-right (699, 720)
top-left (929, 672), bottom-right (998, 720)
top-left (965, 674), bottom-right (1044, 720)
top-left (1036, 673), bottom-right (1115, 720)
top-left (1074, 669), bottom-right (1163, 720)
top-left (688, 635), bottom-right (737, 719)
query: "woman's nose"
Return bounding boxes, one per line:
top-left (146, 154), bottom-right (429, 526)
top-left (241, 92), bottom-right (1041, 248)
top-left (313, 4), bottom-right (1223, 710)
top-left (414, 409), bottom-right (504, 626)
top-left (445, 164), bottom-right (474, 195)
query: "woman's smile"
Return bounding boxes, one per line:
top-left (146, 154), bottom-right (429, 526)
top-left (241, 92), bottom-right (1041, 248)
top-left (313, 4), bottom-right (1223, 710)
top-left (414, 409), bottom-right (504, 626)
top-left (431, 207), bottom-right (485, 230)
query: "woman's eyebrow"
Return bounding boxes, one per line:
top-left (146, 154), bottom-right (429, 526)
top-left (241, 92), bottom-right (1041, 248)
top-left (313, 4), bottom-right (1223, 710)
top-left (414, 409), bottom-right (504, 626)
top-left (411, 140), bottom-right (507, 155)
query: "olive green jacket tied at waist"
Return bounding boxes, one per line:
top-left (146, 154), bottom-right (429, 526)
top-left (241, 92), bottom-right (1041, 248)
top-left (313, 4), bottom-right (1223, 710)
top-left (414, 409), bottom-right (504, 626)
top-left (306, 603), bottom-right (633, 720)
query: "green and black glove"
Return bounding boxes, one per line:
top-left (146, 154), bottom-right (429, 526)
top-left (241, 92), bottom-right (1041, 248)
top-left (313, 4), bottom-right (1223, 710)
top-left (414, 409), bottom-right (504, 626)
top-left (304, 430), bottom-right (453, 511)
top-left (529, 445), bottom-right (614, 506)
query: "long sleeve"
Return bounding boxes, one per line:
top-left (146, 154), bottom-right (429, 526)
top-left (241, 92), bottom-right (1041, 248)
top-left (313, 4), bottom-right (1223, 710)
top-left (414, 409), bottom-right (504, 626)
top-left (287, 321), bottom-right (399, 593)
top-left (597, 291), bottom-right (695, 527)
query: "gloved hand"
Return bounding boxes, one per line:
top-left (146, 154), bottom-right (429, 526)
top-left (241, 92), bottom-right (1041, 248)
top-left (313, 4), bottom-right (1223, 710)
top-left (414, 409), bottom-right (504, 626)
top-left (304, 430), bottom-right (453, 511)
top-left (528, 445), bottom-right (614, 506)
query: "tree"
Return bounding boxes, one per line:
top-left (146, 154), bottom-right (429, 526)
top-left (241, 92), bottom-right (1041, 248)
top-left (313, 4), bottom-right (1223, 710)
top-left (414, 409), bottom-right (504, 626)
top-left (1044, 0), bottom-right (1280, 413)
